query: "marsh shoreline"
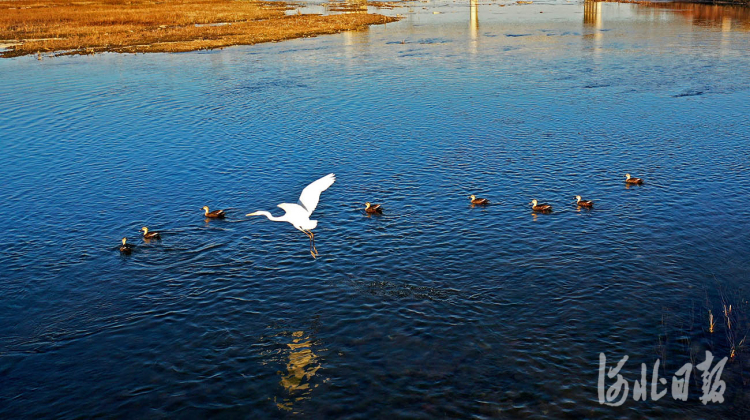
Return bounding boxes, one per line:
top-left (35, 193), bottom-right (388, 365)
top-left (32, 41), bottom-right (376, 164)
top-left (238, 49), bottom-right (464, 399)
top-left (0, 0), bottom-right (400, 58)
top-left (1, 0), bottom-right (748, 59)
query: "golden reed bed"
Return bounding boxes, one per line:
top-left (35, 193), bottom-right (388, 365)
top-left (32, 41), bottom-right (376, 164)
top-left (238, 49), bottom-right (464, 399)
top-left (0, 0), bottom-right (398, 58)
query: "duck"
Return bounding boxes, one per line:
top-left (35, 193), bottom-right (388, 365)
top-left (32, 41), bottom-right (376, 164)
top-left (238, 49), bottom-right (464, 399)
top-left (530, 199), bottom-right (552, 212)
top-left (470, 195), bottom-right (490, 205)
top-left (140, 226), bottom-right (161, 240)
top-left (365, 202), bottom-right (383, 214)
top-left (202, 205), bottom-right (226, 218)
top-left (625, 173), bottom-right (644, 185)
top-left (119, 237), bottom-right (132, 254)
top-left (575, 195), bottom-right (594, 208)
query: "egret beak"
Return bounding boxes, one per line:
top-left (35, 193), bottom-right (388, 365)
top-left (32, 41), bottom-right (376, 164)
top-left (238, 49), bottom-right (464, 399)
top-left (246, 212), bottom-right (259, 216)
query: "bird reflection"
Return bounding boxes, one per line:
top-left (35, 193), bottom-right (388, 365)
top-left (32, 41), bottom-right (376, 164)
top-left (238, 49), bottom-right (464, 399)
top-left (276, 331), bottom-right (322, 413)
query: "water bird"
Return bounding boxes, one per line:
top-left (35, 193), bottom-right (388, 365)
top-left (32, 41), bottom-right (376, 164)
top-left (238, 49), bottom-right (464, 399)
top-left (470, 195), bottom-right (490, 205)
top-left (625, 173), bottom-right (644, 185)
top-left (140, 226), bottom-right (160, 239)
top-left (247, 173), bottom-right (336, 258)
top-left (202, 206), bottom-right (226, 219)
top-left (119, 237), bottom-right (132, 254)
top-left (530, 199), bottom-right (552, 212)
top-left (575, 196), bottom-right (594, 208)
top-left (365, 202), bottom-right (383, 214)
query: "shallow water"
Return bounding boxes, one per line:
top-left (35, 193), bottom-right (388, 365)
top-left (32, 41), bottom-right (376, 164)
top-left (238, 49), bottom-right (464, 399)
top-left (1, 1), bottom-right (750, 417)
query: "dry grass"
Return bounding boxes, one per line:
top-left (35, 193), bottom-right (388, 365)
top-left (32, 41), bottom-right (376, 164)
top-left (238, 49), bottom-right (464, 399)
top-left (0, 0), bottom-right (399, 58)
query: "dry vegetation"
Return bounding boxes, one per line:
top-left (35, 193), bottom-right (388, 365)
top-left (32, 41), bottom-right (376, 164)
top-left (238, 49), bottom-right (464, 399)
top-left (0, 0), bottom-right (399, 58)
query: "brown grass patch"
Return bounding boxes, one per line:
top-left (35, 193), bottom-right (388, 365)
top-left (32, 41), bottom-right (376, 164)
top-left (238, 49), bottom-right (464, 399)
top-left (0, 0), bottom-right (399, 58)
top-left (364, 0), bottom-right (407, 9)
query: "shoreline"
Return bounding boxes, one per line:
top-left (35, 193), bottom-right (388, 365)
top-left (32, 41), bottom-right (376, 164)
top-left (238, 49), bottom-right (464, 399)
top-left (1, 0), bottom-right (747, 59)
top-left (600, 0), bottom-right (749, 5)
top-left (0, 0), bottom-right (400, 58)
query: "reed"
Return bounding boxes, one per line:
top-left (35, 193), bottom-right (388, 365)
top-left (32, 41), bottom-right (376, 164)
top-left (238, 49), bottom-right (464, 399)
top-left (721, 301), bottom-right (747, 361)
top-left (0, 0), bottom-right (398, 58)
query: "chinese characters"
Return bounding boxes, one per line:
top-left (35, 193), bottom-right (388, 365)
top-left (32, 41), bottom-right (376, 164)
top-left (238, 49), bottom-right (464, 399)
top-left (598, 351), bottom-right (727, 406)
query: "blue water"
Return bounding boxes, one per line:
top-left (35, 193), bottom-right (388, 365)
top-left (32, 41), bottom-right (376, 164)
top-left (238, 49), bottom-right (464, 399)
top-left (2, 1), bottom-right (750, 417)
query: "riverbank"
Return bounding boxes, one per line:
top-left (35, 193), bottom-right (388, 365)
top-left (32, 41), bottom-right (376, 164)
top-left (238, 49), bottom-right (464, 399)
top-left (0, 0), bottom-right (399, 58)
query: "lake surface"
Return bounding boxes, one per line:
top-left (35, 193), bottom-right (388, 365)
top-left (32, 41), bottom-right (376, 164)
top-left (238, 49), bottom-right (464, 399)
top-left (2, 0), bottom-right (750, 417)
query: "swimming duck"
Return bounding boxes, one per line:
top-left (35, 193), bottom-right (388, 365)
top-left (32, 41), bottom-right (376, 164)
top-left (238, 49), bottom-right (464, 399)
top-left (140, 226), bottom-right (161, 239)
top-left (625, 173), bottom-right (644, 185)
top-left (365, 202), bottom-right (383, 214)
top-left (575, 195), bottom-right (594, 208)
top-left (202, 206), bottom-right (226, 218)
top-left (470, 195), bottom-right (490, 205)
top-left (530, 199), bottom-right (552, 212)
top-left (119, 237), bottom-right (132, 254)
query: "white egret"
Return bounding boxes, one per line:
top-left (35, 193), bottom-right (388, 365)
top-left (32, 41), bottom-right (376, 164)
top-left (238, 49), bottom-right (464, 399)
top-left (247, 173), bottom-right (336, 258)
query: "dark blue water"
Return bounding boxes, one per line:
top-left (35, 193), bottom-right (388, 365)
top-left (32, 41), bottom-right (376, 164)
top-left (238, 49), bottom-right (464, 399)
top-left (2, 1), bottom-right (750, 417)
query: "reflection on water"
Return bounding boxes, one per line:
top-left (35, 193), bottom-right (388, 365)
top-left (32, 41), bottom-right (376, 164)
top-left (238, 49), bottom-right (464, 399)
top-left (470, 0), bottom-right (479, 40)
top-left (583, 0), bottom-right (603, 53)
top-left (582, 1), bottom-right (750, 56)
top-left (343, 26), bottom-right (370, 46)
top-left (469, 0), bottom-right (479, 53)
top-left (276, 331), bottom-right (322, 413)
top-left (583, 0), bottom-right (603, 28)
top-left (634, 2), bottom-right (750, 31)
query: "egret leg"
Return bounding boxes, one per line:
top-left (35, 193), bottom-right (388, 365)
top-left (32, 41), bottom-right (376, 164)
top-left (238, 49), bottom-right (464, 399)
top-left (303, 230), bottom-right (318, 256)
top-left (309, 231), bottom-right (318, 256)
top-left (301, 230), bottom-right (316, 258)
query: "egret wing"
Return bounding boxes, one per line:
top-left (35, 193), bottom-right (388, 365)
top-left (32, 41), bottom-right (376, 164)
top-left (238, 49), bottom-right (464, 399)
top-left (297, 173), bottom-right (336, 215)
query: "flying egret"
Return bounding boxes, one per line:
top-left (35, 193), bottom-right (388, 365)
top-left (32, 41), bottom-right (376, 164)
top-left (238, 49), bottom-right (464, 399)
top-left (247, 173), bottom-right (336, 258)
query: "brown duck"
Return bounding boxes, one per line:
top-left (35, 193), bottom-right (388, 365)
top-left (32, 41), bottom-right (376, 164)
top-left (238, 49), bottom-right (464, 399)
top-left (140, 226), bottom-right (161, 239)
top-left (119, 237), bottom-right (132, 254)
top-left (202, 206), bottom-right (226, 218)
top-left (575, 195), bottom-right (594, 208)
top-left (530, 199), bottom-right (552, 212)
top-left (470, 195), bottom-right (490, 205)
top-left (625, 173), bottom-right (644, 185)
top-left (365, 202), bottom-right (383, 214)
